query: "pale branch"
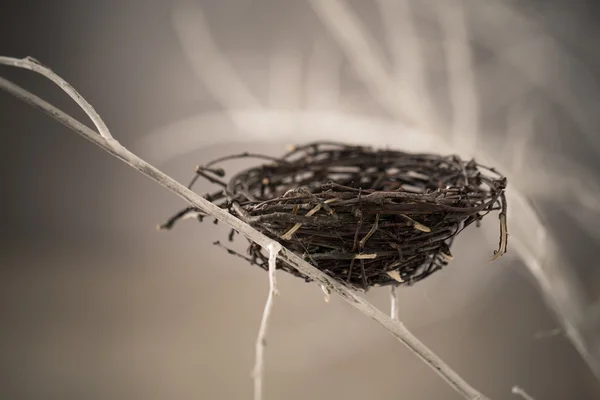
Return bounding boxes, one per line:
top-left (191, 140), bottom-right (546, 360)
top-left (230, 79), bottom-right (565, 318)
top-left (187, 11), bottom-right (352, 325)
top-left (511, 386), bottom-right (536, 400)
top-left (321, 284), bottom-right (332, 303)
top-left (253, 242), bottom-right (282, 400)
top-left (391, 285), bottom-right (399, 321)
top-left (0, 56), bottom-right (113, 141)
top-left (0, 57), bottom-right (491, 400)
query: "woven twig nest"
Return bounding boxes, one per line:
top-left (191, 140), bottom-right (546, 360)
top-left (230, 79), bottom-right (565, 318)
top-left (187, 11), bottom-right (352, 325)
top-left (161, 141), bottom-right (508, 291)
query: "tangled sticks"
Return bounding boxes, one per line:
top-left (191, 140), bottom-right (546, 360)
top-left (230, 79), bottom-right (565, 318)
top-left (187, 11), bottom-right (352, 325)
top-left (160, 141), bottom-right (508, 291)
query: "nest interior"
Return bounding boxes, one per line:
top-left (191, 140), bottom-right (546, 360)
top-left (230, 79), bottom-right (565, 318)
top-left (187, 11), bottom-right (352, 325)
top-left (161, 141), bottom-right (507, 291)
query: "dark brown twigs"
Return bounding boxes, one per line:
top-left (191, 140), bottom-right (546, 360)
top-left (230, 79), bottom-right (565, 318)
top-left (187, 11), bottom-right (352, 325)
top-left (161, 141), bottom-right (508, 291)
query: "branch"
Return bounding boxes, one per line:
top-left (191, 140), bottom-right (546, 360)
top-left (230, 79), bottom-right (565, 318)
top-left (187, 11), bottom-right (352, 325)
top-left (438, 0), bottom-right (480, 155)
top-left (252, 242), bottom-right (282, 400)
top-left (0, 56), bottom-right (491, 400)
top-left (512, 386), bottom-right (536, 400)
top-left (0, 56), bottom-right (113, 140)
top-left (391, 285), bottom-right (399, 320)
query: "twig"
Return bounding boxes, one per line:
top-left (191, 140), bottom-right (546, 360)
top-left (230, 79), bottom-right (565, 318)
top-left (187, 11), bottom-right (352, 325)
top-left (490, 193), bottom-right (508, 262)
top-left (0, 56), bottom-right (113, 140)
top-left (0, 57), bottom-right (491, 400)
top-left (391, 285), bottom-right (399, 320)
top-left (253, 242), bottom-right (282, 400)
top-left (533, 327), bottom-right (563, 340)
top-left (511, 386), bottom-right (536, 400)
top-left (438, 0), bottom-right (479, 155)
top-left (321, 284), bottom-right (332, 303)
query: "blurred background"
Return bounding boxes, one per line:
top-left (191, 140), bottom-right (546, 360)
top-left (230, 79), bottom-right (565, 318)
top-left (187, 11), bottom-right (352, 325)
top-left (2, 1), bottom-right (600, 399)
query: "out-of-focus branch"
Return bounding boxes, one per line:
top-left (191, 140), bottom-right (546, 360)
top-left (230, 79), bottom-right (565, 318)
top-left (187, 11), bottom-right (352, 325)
top-left (309, 0), bottom-right (427, 130)
top-left (0, 57), bottom-right (491, 400)
top-left (438, 0), bottom-right (480, 157)
top-left (511, 385), bottom-right (536, 400)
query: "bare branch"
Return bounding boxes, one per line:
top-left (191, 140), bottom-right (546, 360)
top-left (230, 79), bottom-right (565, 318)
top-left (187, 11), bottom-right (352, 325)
top-left (438, 0), bottom-right (480, 157)
top-left (171, 3), bottom-right (262, 111)
top-left (0, 61), bottom-right (491, 400)
top-left (391, 285), bottom-right (399, 321)
top-left (511, 386), bottom-right (536, 400)
top-left (376, 0), bottom-right (432, 117)
top-left (253, 242), bottom-right (282, 400)
top-left (309, 0), bottom-right (422, 129)
top-left (0, 56), bottom-right (113, 140)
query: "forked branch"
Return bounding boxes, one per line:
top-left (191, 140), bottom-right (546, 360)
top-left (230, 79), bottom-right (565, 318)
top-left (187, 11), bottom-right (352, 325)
top-left (0, 56), bottom-right (491, 400)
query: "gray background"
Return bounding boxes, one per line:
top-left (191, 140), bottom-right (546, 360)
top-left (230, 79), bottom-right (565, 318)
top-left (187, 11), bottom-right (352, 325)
top-left (2, 1), bottom-right (600, 399)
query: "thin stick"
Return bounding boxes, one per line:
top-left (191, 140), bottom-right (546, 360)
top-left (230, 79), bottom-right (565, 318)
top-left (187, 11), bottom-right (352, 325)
top-left (511, 386), bottom-right (536, 400)
top-left (253, 242), bottom-right (282, 400)
top-left (0, 59), bottom-right (491, 400)
top-left (0, 56), bottom-right (113, 140)
top-left (390, 285), bottom-right (399, 320)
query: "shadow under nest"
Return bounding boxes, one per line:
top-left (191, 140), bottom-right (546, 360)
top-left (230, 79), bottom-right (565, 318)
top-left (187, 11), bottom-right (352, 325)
top-left (160, 141), bottom-right (508, 291)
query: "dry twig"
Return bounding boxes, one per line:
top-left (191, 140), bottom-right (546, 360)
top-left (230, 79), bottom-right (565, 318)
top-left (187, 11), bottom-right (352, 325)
top-left (0, 56), bottom-right (491, 400)
top-left (512, 385), bottom-right (536, 400)
top-left (391, 285), bottom-right (399, 320)
top-left (252, 242), bottom-right (282, 400)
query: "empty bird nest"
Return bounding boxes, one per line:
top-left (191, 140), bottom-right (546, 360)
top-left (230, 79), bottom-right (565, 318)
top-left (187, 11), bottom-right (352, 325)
top-left (160, 141), bottom-right (508, 291)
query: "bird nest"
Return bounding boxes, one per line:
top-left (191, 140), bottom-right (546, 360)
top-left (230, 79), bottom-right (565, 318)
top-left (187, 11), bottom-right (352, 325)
top-left (160, 141), bottom-right (508, 291)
